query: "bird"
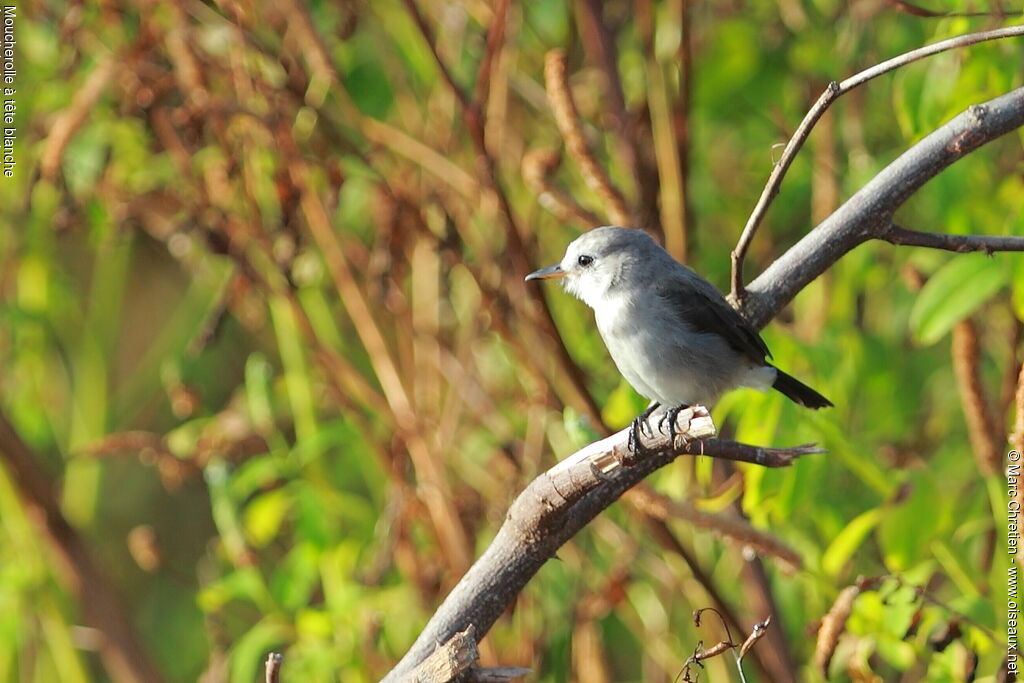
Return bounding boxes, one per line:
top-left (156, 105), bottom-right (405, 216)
top-left (526, 226), bottom-right (830, 448)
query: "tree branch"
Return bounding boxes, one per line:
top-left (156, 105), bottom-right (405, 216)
top-left (741, 85), bottom-right (1024, 328)
top-left (731, 25), bottom-right (1024, 300)
top-left (879, 222), bottom-right (1024, 253)
top-left (383, 408), bottom-right (820, 681)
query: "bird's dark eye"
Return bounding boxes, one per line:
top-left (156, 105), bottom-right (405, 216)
top-left (577, 254), bottom-right (594, 267)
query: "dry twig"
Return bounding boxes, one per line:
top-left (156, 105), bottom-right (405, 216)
top-left (264, 653), bottom-right (283, 683)
top-left (952, 319), bottom-right (1001, 476)
top-left (543, 49), bottom-right (632, 227)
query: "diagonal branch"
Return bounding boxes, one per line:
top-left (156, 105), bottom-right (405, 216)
top-left (741, 85), bottom-right (1024, 329)
top-left (383, 408), bottom-right (820, 681)
top-left (731, 25), bottom-right (1024, 300)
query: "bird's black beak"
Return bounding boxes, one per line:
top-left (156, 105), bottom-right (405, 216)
top-left (525, 264), bottom-right (565, 282)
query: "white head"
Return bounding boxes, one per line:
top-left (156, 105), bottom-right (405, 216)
top-left (525, 226), bottom-right (668, 308)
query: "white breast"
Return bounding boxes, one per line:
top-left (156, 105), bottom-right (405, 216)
top-left (593, 292), bottom-right (771, 407)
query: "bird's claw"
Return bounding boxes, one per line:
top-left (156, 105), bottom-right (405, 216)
top-left (657, 403), bottom-right (691, 447)
top-left (626, 418), bottom-right (644, 465)
top-left (626, 402), bottom-right (661, 465)
top-left (638, 403), bottom-right (659, 438)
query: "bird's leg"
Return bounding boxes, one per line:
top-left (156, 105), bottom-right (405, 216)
top-left (657, 403), bottom-right (691, 448)
top-left (627, 402), bottom-right (661, 460)
top-left (638, 402), bottom-right (660, 437)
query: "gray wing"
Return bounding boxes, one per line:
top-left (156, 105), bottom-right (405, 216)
top-left (654, 278), bottom-right (772, 363)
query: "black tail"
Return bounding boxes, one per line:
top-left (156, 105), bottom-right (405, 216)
top-left (772, 367), bottom-right (832, 409)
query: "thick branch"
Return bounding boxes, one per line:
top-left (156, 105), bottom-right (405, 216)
top-left (741, 86), bottom-right (1024, 328)
top-left (383, 409), bottom-right (818, 681)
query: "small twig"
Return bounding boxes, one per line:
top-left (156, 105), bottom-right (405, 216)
top-left (880, 222), bottom-right (1024, 253)
top-left (885, 0), bottom-right (1022, 18)
top-left (731, 25), bottom-right (1024, 300)
top-left (264, 652), bottom-right (283, 683)
top-left (39, 55), bottom-right (117, 180)
top-left (814, 584), bottom-right (861, 677)
top-left (738, 617), bottom-right (771, 660)
top-left (741, 86), bottom-right (1024, 330)
top-left (678, 609), bottom-right (770, 683)
top-left (543, 49), bottom-right (632, 226)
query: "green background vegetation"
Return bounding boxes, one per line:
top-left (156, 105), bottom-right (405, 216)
top-left (1, 0), bottom-right (1022, 681)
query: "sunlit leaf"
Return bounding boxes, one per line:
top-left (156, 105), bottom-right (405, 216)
top-left (909, 255), bottom-right (1009, 345)
top-left (822, 507), bottom-right (884, 577)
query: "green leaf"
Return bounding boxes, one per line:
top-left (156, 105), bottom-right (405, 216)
top-left (822, 507), bottom-right (884, 578)
top-left (228, 617), bottom-right (291, 683)
top-left (909, 256), bottom-right (1009, 345)
top-left (1012, 257), bottom-right (1024, 320)
top-left (600, 379), bottom-right (648, 430)
top-left (877, 475), bottom-right (945, 571)
top-left (244, 489), bottom-right (292, 548)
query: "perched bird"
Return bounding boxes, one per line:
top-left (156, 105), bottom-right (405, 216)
top-left (526, 226), bottom-right (830, 445)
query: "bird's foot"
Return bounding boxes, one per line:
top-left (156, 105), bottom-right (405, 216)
top-left (625, 402), bottom-right (661, 465)
top-left (657, 403), bottom-right (692, 448)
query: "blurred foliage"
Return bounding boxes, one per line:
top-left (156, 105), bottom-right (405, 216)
top-left (0, 0), bottom-right (1022, 681)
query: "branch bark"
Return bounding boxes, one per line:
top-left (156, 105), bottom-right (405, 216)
top-left (383, 409), bottom-right (820, 681)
